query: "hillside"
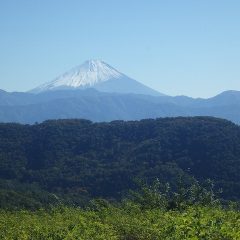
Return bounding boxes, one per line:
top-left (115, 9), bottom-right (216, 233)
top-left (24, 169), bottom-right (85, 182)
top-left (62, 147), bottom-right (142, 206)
top-left (1, 117), bottom-right (240, 208)
top-left (0, 90), bottom-right (240, 124)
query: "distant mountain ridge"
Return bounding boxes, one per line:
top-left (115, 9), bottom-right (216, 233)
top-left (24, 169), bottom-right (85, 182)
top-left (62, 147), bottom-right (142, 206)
top-left (0, 89), bottom-right (240, 124)
top-left (1, 59), bottom-right (240, 124)
top-left (30, 59), bottom-right (163, 96)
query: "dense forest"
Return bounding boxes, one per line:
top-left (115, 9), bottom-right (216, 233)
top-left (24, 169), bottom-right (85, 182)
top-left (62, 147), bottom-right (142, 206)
top-left (0, 116), bottom-right (240, 209)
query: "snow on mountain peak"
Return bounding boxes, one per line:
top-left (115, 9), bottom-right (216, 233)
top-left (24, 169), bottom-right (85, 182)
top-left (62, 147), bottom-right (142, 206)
top-left (30, 59), bottom-right (163, 96)
top-left (31, 59), bottom-right (123, 92)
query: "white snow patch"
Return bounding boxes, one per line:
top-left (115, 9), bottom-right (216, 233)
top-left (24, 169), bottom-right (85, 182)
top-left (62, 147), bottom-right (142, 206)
top-left (32, 60), bottom-right (124, 92)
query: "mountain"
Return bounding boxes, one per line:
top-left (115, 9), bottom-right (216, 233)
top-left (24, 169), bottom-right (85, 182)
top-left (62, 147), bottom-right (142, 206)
top-left (205, 90), bottom-right (240, 107)
top-left (30, 60), bottom-right (163, 96)
top-left (1, 61), bottom-right (240, 124)
top-left (0, 92), bottom-right (184, 123)
top-left (0, 89), bottom-right (240, 124)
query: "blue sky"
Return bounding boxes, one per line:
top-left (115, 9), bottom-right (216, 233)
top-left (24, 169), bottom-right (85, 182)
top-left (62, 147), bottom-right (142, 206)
top-left (0, 0), bottom-right (240, 97)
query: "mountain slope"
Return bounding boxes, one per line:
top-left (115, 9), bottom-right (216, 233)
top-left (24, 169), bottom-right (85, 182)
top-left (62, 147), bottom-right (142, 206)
top-left (0, 117), bottom-right (240, 208)
top-left (30, 60), bottom-right (163, 96)
top-left (0, 93), bottom-right (185, 123)
top-left (0, 90), bottom-right (240, 124)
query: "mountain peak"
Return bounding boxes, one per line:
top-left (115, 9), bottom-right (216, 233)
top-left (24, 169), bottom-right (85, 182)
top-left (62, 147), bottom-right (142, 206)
top-left (80, 59), bottom-right (119, 73)
top-left (30, 59), bottom-right (124, 93)
top-left (30, 60), bottom-right (163, 96)
top-left (80, 59), bottom-right (125, 83)
top-left (83, 59), bottom-right (108, 66)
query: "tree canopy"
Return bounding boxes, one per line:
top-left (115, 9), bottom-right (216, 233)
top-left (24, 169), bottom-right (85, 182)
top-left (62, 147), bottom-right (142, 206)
top-left (0, 117), bottom-right (240, 209)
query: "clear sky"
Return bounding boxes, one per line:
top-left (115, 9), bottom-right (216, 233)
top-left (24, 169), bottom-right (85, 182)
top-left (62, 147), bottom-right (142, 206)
top-left (0, 0), bottom-right (240, 97)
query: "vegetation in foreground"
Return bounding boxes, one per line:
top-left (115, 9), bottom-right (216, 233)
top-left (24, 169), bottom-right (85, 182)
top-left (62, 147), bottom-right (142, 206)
top-left (1, 204), bottom-right (240, 239)
top-left (1, 181), bottom-right (240, 240)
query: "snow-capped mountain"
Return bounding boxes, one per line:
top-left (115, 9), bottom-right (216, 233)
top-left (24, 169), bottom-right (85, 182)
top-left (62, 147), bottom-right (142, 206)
top-left (30, 60), bottom-right (163, 96)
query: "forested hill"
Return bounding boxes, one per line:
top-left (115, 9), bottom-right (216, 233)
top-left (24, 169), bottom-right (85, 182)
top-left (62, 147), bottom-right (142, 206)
top-left (1, 117), bottom-right (240, 209)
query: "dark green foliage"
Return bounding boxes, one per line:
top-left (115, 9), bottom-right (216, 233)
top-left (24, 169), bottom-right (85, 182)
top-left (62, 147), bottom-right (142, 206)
top-left (1, 116), bottom-right (240, 208)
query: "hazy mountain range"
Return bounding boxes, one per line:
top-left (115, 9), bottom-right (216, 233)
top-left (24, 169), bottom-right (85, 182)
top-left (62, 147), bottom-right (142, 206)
top-left (0, 60), bottom-right (240, 124)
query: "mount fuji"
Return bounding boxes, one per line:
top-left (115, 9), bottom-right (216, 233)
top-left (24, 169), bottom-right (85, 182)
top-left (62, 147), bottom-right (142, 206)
top-left (1, 60), bottom-right (240, 124)
top-left (30, 59), bottom-right (164, 96)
